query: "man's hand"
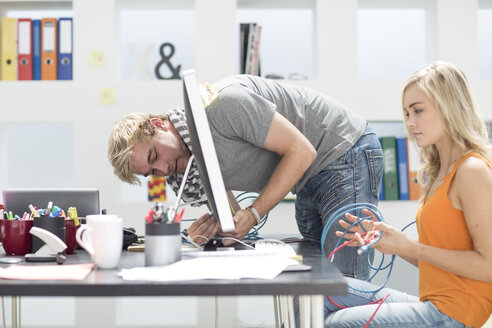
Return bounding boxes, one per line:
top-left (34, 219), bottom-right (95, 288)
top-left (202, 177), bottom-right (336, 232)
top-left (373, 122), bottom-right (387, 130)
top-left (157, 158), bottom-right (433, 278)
top-left (219, 209), bottom-right (256, 246)
top-left (187, 212), bottom-right (220, 245)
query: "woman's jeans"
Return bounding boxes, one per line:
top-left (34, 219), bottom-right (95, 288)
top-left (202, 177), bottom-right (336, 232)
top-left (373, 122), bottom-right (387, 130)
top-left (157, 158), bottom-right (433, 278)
top-left (295, 125), bottom-right (383, 280)
top-left (324, 278), bottom-right (467, 327)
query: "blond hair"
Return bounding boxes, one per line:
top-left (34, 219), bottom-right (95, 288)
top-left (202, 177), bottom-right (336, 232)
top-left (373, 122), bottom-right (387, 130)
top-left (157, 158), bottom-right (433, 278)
top-left (107, 113), bottom-right (169, 184)
top-left (402, 61), bottom-right (492, 198)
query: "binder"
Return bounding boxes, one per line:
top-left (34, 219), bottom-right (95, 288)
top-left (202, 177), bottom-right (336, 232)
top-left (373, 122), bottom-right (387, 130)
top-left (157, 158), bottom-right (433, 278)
top-left (57, 17), bottom-right (72, 80)
top-left (381, 136), bottom-right (399, 200)
top-left (378, 138), bottom-right (384, 201)
top-left (41, 18), bottom-right (57, 80)
top-left (17, 18), bottom-right (32, 80)
top-left (396, 137), bottom-right (410, 200)
top-left (1, 17), bottom-right (17, 81)
top-left (32, 19), bottom-right (41, 80)
top-left (407, 138), bottom-right (422, 200)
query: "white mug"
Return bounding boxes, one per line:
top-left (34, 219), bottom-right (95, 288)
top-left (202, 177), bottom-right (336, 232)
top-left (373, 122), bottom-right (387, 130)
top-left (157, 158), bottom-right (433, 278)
top-left (76, 214), bottom-right (123, 269)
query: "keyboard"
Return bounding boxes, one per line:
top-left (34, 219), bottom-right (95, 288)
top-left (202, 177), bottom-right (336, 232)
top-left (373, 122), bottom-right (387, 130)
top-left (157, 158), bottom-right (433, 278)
top-left (183, 238), bottom-right (297, 258)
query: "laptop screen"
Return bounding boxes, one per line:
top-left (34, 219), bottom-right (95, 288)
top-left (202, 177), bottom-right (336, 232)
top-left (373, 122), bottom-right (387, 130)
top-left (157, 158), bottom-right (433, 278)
top-left (182, 69), bottom-right (235, 232)
top-left (2, 188), bottom-right (100, 217)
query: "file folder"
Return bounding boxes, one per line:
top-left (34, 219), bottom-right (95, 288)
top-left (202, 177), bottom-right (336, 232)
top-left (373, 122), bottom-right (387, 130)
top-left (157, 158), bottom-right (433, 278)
top-left (57, 17), bottom-right (72, 80)
top-left (41, 18), bottom-right (57, 80)
top-left (1, 17), bottom-right (17, 81)
top-left (17, 18), bottom-right (32, 80)
top-left (381, 136), bottom-right (399, 200)
top-left (32, 19), bottom-right (41, 80)
top-left (396, 137), bottom-right (409, 200)
top-left (407, 138), bottom-right (422, 200)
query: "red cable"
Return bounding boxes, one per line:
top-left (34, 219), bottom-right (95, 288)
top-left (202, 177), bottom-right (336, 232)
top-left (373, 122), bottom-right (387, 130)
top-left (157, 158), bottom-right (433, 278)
top-left (363, 293), bottom-right (390, 328)
top-left (327, 233), bottom-right (390, 327)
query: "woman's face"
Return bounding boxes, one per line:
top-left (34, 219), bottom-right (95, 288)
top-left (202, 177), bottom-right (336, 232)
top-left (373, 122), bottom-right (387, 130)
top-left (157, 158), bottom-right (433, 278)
top-left (403, 85), bottom-right (447, 148)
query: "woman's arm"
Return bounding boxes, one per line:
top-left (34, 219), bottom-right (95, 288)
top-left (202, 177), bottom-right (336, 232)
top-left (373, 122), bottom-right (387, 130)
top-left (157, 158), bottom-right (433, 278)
top-left (341, 157), bottom-right (492, 281)
top-left (412, 157), bottom-right (492, 282)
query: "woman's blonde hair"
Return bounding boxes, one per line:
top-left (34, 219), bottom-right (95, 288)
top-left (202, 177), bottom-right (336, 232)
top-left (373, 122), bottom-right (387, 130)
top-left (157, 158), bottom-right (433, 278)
top-left (402, 61), bottom-right (492, 198)
top-left (107, 113), bottom-right (169, 184)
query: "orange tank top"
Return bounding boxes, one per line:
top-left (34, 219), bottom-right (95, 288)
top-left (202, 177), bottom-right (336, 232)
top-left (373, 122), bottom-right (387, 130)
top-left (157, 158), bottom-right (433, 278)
top-left (417, 153), bottom-right (492, 327)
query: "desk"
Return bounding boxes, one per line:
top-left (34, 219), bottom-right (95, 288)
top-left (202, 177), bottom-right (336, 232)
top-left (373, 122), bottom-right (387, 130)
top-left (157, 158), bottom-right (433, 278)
top-left (0, 239), bottom-right (346, 328)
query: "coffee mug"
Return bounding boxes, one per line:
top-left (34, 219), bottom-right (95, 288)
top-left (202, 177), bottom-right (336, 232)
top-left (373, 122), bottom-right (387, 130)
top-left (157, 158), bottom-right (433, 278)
top-left (76, 215), bottom-right (123, 269)
top-left (1, 219), bottom-right (33, 255)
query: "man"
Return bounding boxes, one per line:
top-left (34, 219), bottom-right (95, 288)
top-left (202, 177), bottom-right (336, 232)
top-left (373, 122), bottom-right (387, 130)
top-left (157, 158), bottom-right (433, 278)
top-left (108, 75), bottom-right (383, 279)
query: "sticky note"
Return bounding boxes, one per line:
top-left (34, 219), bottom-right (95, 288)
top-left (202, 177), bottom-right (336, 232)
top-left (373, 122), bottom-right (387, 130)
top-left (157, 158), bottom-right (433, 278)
top-left (100, 88), bottom-right (116, 105)
top-left (89, 50), bottom-right (106, 66)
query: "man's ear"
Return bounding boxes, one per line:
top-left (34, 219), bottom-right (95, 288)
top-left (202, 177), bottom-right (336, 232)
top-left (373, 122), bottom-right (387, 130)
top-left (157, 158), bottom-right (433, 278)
top-left (150, 118), bottom-right (168, 130)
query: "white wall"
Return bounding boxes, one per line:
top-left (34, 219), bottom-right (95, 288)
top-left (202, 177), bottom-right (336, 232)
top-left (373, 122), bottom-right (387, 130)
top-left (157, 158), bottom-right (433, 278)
top-left (0, 0), bottom-right (489, 326)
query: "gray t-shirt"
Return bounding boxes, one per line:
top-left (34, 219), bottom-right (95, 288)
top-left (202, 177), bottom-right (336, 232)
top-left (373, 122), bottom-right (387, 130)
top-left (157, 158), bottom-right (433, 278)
top-left (206, 75), bottom-right (366, 194)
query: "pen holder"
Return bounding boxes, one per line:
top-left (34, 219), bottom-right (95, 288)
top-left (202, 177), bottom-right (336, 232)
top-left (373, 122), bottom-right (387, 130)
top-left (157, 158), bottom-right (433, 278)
top-left (145, 223), bottom-right (181, 266)
top-left (1, 219), bottom-right (33, 255)
top-left (32, 216), bottom-right (66, 253)
top-left (65, 220), bottom-right (79, 255)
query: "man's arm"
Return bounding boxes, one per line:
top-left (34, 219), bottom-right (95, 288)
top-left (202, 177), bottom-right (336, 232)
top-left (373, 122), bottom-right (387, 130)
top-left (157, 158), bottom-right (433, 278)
top-left (221, 111), bottom-right (317, 240)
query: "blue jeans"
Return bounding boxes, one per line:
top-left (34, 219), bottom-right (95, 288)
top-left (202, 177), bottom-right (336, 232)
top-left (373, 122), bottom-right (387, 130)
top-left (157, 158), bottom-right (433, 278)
top-left (295, 125), bottom-right (383, 279)
top-left (324, 278), bottom-right (467, 327)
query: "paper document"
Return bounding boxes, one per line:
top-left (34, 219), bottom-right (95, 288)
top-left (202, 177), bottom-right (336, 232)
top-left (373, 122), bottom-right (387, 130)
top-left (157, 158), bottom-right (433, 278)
top-left (120, 255), bottom-right (297, 281)
top-left (0, 263), bottom-right (95, 280)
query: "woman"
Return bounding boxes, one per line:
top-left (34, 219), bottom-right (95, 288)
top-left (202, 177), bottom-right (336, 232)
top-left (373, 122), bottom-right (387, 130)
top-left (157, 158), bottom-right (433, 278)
top-left (324, 61), bottom-right (492, 327)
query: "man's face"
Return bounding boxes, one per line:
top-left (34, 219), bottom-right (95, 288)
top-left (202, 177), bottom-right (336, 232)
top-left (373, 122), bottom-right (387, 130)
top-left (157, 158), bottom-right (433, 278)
top-left (131, 120), bottom-right (191, 178)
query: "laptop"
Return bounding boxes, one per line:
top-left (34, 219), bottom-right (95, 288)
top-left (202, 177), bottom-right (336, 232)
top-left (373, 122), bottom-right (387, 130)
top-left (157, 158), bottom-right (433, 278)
top-left (2, 188), bottom-right (100, 217)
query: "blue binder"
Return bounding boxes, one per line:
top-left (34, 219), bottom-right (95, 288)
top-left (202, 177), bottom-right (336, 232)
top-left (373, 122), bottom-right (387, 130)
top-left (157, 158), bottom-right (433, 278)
top-left (57, 17), bottom-right (72, 80)
top-left (396, 137), bottom-right (410, 200)
top-left (32, 19), bottom-right (41, 80)
top-left (378, 137), bottom-right (384, 201)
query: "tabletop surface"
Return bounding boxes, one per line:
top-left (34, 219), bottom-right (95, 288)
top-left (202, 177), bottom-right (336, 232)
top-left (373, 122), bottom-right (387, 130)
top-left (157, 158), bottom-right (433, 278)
top-left (0, 237), bottom-right (346, 297)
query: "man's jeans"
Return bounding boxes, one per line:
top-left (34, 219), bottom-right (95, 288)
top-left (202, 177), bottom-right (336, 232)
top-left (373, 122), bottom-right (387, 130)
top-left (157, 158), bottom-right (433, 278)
top-left (295, 125), bottom-right (383, 280)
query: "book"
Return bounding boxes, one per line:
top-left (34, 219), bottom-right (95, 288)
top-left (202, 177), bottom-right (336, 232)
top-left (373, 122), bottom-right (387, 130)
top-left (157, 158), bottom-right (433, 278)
top-left (396, 137), bottom-right (410, 200)
top-left (381, 136), bottom-right (399, 200)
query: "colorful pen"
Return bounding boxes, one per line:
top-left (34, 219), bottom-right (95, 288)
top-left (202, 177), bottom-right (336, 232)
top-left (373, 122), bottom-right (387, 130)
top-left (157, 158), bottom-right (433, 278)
top-left (29, 204), bottom-right (40, 217)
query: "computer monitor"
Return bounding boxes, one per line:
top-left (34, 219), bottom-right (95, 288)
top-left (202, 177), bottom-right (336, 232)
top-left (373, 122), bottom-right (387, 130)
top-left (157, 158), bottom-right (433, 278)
top-left (2, 188), bottom-right (100, 217)
top-left (182, 69), bottom-right (235, 232)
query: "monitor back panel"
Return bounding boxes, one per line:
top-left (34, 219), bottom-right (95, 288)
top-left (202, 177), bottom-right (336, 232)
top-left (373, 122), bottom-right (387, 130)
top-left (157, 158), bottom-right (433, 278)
top-left (2, 189), bottom-right (100, 217)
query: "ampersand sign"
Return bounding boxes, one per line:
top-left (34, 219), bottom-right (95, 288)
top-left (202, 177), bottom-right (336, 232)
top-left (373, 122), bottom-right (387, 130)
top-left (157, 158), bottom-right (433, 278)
top-left (155, 42), bottom-right (181, 80)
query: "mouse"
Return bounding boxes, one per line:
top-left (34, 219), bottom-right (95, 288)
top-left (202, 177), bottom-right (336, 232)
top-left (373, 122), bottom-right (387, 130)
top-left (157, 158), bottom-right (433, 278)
top-left (203, 237), bottom-right (223, 251)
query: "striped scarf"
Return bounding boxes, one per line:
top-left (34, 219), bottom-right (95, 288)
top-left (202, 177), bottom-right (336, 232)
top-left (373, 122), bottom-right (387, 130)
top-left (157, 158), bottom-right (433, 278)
top-left (166, 107), bottom-right (207, 207)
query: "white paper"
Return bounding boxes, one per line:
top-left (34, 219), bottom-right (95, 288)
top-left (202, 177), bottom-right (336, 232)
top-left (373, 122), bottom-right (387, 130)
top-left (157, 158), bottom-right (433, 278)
top-left (119, 255), bottom-right (297, 281)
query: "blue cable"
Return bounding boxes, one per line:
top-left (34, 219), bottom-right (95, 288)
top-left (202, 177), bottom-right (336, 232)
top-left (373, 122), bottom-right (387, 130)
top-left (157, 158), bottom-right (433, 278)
top-left (321, 202), bottom-right (416, 294)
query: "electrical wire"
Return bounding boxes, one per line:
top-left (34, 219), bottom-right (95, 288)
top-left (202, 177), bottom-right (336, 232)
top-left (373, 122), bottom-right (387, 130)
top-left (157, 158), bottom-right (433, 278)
top-left (322, 202), bottom-right (417, 326)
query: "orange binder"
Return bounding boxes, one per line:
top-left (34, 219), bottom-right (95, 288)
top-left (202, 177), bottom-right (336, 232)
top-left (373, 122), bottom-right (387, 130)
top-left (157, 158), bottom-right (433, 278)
top-left (41, 18), bottom-right (57, 80)
top-left (407, 138), bottom-right (422, 200)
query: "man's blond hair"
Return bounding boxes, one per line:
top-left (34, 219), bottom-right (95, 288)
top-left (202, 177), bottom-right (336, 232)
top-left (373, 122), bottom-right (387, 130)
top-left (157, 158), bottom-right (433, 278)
top-left (107, 113), bottom-right (169, 184)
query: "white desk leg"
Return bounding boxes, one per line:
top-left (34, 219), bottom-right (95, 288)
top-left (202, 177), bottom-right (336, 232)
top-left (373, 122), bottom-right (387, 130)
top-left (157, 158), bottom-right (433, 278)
top-left (273, 296), bottom-right (281, 328)
top-left (311, 295), bottom-right (324, 328)
top-left (299, 295), bottom-right (311, 328)
top-left (11, 296), bottom-right (17, 328)
top-left (286, 296), bottom-right (295, 328)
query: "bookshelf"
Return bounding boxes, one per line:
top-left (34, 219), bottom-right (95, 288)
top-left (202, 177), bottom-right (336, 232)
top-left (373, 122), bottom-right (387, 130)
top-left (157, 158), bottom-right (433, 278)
top-left (0, 0), bottom-right (491, 326)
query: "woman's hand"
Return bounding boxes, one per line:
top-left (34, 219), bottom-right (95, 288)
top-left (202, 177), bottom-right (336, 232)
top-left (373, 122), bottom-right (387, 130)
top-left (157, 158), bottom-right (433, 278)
top-left (187, 212), bottom-right (220, 245)
top-left (336, 208), bottom-right (413, 256)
